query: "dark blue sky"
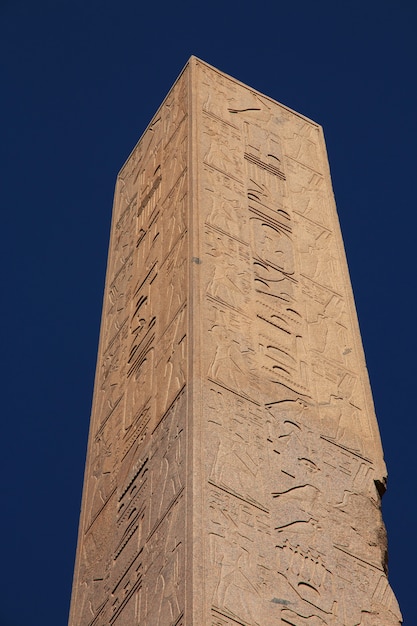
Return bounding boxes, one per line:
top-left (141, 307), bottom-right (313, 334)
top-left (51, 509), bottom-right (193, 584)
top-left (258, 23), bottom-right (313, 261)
top-left (1, 1), bottom-right (416, 624)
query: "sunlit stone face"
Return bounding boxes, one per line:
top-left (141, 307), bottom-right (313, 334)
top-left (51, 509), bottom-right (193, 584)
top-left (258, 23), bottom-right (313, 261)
top-left (68, 57), bottom-right (401, 626)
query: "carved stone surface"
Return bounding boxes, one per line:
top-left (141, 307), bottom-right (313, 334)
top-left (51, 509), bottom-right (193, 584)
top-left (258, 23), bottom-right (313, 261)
top-left (68, 57), bottom-right (401, 626)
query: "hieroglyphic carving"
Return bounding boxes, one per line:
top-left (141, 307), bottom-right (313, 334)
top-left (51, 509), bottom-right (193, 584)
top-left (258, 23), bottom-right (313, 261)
top-left (265, 398), bottom-right (401, 624)
top-left (207, 319), bottom-right (260, 402)
top-left (75, 494), bottom-right (115, 625)
top-left (206, 385), bottom-right (267, 508)
top-left (160, 170), bottom-right (187, 263)
top-left (279, 113), bottom-right (323, 172)
top-left (285, 157), bottom-right (331, 229)
top-left (163, 115), bottom-right (188, 195)
top-left (149, 391), bottom-right (185, 531)
top-left (140, 495), bottom-right (185, 626)
top-left (208, 485), bottom-right (273, 626)
top-left (70, 58), bottom-right (400, 626)
top-left (202, 114), bottom-right (243, 182)
top-left (69, 65), bottom-right (189, 626)
top-left (195, 58), bottom-right (400, 626)
top-left (204, 178), bottom-right (247, 242)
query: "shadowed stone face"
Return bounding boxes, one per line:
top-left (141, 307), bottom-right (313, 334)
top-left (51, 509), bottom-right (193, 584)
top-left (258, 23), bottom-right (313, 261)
top-left (68, 57), bottom-right (402, 626)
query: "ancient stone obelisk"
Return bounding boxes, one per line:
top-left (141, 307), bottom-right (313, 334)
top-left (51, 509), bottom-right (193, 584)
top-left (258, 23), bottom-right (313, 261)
top-left (68, 57), bottom-right (401, 626)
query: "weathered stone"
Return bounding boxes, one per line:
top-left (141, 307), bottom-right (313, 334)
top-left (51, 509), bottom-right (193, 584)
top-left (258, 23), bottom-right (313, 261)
top-left (68, 57), bottom-right (402, 626)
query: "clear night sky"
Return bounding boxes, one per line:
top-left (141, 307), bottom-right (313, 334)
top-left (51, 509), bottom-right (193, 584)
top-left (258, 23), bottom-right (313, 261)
top-left (1, 1), bottom-right (415, 624)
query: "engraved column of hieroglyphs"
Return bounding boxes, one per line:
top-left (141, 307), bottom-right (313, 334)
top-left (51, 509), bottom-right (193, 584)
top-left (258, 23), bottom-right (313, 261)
top-left (108, 111), bottom-right (164, 626)
top-left (113, 69), bottom-right (188, 626)
top-left (284, 116), bottom-right (373, 453)
top-left (69, 68), bottom-right (189, 626)
top-left (197, 61), bottom-right (278, 626)
top-left (69, 132), bottom-right (139, 625)
top-left (138, 68), bottom-right (188, 626)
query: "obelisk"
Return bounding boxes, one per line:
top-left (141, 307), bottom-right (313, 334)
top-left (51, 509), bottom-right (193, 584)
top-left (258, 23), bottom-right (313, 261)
top-left (68, 57), bottom-right (402, 625)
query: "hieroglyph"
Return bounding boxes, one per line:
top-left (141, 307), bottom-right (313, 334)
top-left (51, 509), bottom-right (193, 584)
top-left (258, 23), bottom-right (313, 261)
top-left (68, 57), bottom-right (401, 626)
